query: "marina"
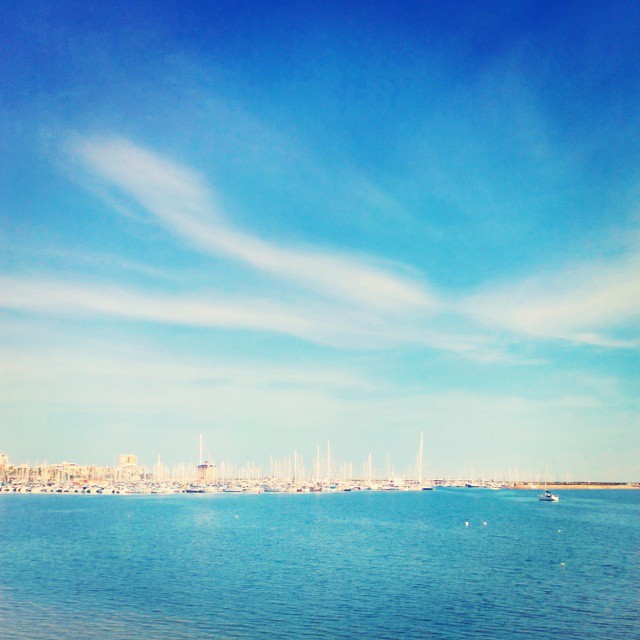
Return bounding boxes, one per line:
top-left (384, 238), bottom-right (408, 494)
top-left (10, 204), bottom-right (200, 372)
top-left (3, 437), bottom-right (634, 496)
top-left (2, 477), bottom-right (635, 495)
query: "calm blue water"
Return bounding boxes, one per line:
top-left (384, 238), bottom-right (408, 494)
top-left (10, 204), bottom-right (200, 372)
top-left (1, 489), bottom-right (638, 639)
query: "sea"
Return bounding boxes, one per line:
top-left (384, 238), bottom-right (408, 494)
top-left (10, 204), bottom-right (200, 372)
top-left (0, 489), bottom-right (638, 639)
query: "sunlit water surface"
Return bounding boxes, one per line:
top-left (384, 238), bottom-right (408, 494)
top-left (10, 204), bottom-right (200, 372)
top-left (1, 489), bottom-right (638, 639)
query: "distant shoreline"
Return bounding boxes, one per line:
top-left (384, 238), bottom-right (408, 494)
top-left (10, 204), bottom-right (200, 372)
top-left (511, 483), bottom-right (639, 490)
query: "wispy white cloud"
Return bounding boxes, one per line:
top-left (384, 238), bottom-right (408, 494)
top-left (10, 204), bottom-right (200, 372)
top-left (460, 252), bottom-right (640, 347)
top-left (0, 275), bottom-right (337, 345)
top-left (70, 136), bottom-right (437, 314)
top-left (0, 274), bottom-right (493, 354)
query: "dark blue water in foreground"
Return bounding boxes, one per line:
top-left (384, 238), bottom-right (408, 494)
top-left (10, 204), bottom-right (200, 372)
top-left (1, 489), bottom-right (638, 639)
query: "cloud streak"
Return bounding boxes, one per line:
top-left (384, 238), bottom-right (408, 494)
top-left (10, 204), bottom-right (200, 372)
top-left (0, 275), bottom-right (341, 345)
top-left (70, 136), bottom-right (437, 314)
top-left (461, 253), bottom-right (640, 347)
top-left (0, 274), bottom-right (493, 354)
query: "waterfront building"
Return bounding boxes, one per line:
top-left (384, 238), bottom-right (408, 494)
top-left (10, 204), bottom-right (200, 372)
top-left (48, 461), bottom-right (80, 482)
top-left (0, 453), bottom-right (9, 483)
top-left (197, 461), bottom-right (216, 483)
top-left (116, 453), bottom-right (145, 482)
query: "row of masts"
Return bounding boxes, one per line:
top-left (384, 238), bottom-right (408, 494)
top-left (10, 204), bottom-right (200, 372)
top-left (193, 432), bottom-right (427, 483)
top-left (3, 459), bottom-right (570, 485)
top-left (7, 433), bottom-right (567, 484)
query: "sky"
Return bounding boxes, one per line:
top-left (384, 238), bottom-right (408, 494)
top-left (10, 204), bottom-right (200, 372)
top-left (1, 1), bottom-right (639, 480)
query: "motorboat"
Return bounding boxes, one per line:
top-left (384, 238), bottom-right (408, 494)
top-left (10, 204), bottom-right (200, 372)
top-left (185, 486), bottom-right (205, 493)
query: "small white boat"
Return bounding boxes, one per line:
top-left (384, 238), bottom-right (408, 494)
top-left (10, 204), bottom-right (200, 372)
top-left (538, 463), bottom-right (559, 502)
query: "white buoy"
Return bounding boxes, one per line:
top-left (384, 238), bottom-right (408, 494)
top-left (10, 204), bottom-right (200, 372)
top-left (465, 521), bottom-right (469, 526)
top-left (234, 515), bottom-right (239, 519)
top-left (483, 521), bottom-right (487, 526)
top-left (560, 562), bottom-right (565, 567)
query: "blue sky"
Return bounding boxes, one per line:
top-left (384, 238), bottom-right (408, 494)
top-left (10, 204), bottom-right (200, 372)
top-left (1, 1), bottom-right (639, 479)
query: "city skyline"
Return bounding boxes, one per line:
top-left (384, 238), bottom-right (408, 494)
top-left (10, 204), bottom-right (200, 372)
top-left (1, 2), bottom-right (639, 481)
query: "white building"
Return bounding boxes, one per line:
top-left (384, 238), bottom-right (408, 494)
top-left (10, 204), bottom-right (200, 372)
top-left (118, 454), bottom-right (138, 467)
top-left (117, 454), bottom-right (144, 481)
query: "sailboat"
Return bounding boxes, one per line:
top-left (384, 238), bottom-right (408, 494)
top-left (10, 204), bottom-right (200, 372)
top-left (418, 432), bottom-right (435, 490)
top-left (538, 463), bottom-right (559, 501)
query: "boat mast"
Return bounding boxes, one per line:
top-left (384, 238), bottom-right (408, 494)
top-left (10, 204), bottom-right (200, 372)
top-left (418, 431), bottom-right (424, 484)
